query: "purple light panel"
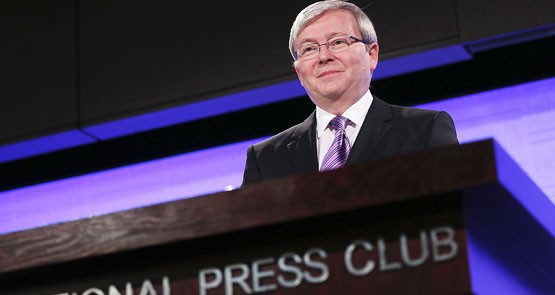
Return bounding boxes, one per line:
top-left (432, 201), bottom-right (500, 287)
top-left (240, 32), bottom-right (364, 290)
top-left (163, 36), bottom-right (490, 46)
top-left (462, 140), bottom-right (555, 294)
top-left (0, 138), bottom-right (266, 234)
top-left (1, 77), bottom-right (555, 237)
top-left (418, 76), bottom-right (555, 204)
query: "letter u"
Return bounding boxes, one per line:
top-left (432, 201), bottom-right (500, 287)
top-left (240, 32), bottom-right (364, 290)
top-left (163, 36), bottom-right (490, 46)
top-left (400, 231), bottom-right (429, 267)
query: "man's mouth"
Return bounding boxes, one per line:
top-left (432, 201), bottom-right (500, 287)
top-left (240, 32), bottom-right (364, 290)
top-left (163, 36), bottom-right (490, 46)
top-left (318, 70), bottom-right (340, 78)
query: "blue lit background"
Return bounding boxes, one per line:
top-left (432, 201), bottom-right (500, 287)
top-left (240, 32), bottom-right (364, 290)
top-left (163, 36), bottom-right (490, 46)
top-left (1, 76), bottom-right (554, 235)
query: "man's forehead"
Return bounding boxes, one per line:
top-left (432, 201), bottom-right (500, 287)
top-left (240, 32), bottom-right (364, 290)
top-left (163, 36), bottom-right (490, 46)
top-left (295, 10), bottom-right (358, 43)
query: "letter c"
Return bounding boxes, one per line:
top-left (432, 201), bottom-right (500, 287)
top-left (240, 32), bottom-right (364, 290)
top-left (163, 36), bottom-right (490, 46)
top-left (344, 240), bottom-right (375, 276)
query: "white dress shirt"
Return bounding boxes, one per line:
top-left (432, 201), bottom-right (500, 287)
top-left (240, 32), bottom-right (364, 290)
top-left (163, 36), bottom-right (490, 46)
top-left (316, 90), bottom-right (374, 170)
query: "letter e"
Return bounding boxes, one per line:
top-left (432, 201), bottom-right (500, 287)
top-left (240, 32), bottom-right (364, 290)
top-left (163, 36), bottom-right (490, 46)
top-left (252, 258), bottom-right (277, 293)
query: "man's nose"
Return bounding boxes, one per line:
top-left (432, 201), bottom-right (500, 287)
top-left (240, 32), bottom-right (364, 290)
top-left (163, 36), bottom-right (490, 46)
top-left (318, 44), bottom-right (334, 62)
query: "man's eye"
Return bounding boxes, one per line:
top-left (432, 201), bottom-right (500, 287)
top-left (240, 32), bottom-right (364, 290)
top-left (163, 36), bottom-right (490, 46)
top-left (302, 46), bottom-right (317, 54)
top-left (331, 39), bottom-right (348, 46)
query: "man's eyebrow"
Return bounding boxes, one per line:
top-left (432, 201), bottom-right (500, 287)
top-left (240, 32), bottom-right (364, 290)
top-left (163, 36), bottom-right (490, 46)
top-left (296, 37), bottom-right (318, 46)
top-left (296, 32), bottom-right (347, 46)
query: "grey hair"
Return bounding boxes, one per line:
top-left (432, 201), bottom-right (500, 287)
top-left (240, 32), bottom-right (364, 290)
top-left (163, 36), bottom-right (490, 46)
top-left (289, 0), bottom-right (377, 59)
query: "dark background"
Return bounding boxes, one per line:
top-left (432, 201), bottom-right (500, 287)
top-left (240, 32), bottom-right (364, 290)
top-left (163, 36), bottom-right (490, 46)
top-left (1, 0), bottom-right (554, 191)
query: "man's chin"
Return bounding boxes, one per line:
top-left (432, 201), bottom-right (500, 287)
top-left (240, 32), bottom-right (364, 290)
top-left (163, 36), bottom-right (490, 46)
top-left (310, 92), bottom-right (345, 107)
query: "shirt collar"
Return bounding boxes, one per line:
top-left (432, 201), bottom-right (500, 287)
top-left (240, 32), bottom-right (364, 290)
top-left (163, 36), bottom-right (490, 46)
top-left (316, 90), bottom-right (374, 138)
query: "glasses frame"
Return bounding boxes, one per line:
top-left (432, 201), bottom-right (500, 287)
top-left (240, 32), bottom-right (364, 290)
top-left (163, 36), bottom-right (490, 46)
top-left (294, 35), bottom-right (371, 61)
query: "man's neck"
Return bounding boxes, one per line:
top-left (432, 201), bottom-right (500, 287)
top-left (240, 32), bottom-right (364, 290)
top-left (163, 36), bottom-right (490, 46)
top-left (314, 90), bottom-right (369, 115)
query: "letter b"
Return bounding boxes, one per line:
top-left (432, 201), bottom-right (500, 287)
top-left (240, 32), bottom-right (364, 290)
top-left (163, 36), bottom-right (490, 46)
top-left (430, 226), bottom-right (458, 262)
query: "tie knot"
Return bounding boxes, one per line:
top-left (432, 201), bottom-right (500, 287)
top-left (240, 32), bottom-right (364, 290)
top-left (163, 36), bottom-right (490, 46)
top-left (329, 115), bottom-right (349, 131)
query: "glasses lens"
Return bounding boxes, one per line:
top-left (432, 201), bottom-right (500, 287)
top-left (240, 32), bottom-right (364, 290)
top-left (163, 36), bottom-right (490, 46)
top-left (328, 37), bottom-right (350, 52)
top-left (295, 35), bottom-right (356, 60)
top-left (297, 44), bottom-right (319, 59)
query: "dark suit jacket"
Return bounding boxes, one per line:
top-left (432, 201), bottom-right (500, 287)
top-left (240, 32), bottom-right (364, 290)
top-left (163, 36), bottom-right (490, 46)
top-left (242, 97), bottom-right (458, 185)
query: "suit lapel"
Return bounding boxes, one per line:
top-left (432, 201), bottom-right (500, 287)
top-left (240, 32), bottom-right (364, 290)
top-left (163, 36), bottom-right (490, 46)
top-left (283, 97), bottom-right (392, 172)
top-left (287, 111), bottom-right (319, 174)
top-left (347, 96), bottom-right (393, 165)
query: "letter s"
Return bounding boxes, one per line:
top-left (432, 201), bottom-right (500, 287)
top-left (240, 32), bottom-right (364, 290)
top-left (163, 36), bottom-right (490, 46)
top-left (303, 248), bottom-right (329, 284)
top-left (277, 252), bottom-right (303, 288)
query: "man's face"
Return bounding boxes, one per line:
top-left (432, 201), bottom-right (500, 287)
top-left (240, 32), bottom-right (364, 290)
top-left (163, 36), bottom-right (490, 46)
top-left (294, 10), bottom-right (378, 114)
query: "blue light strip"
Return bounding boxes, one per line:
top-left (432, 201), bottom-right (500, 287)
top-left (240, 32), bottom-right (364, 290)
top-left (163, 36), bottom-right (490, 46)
top-left (373, 44), bottom-right (472, 80)
top-left (82, 80), bottom-right (306, 140)
top-left (0, 130), bottom-right (96, 163)
top-left (0, 80), bottom-right (304, 164)
top-left (0, 44), bottom-right (474, 164)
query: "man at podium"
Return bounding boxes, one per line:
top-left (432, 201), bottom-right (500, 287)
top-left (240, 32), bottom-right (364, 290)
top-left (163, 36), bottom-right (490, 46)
top-left (242, 0), bottom-right (458, 185)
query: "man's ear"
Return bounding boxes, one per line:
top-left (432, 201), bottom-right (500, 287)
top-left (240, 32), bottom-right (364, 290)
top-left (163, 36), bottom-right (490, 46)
top-left (368, 42), bottom-right (379, 71)
top-left (294, 64), bottom-right (304, 86)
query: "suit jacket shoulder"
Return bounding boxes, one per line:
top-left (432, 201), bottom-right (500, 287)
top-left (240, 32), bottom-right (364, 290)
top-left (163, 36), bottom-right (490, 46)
top-left (242, 112), bottom-right (318, 185)
top-left (347, 97), bottom-right (458, 164)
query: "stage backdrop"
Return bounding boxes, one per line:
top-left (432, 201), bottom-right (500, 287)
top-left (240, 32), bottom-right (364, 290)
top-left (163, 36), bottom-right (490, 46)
top-left (1, 76), bottom-right (554, 235)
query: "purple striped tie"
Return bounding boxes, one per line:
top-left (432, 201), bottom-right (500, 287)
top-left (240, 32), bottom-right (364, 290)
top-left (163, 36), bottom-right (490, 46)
top-left (321, 115), bottom-right (351, 171)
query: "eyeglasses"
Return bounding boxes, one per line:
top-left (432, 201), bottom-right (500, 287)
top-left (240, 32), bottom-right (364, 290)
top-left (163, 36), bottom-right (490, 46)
top-left (294, 35), bottom-right (371, 61)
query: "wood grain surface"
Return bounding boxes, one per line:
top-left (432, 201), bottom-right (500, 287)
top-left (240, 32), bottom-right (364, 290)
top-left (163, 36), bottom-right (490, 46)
top-left (0, 140), bottom-right (497, 274)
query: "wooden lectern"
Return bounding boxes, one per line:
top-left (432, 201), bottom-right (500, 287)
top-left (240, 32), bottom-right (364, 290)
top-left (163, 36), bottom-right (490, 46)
top-left (1, 139), bottom-right (553, 294)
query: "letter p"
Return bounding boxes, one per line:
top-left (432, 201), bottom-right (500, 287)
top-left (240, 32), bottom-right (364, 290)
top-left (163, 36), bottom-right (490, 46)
top-left (199, 268), bottom-right (222, 295)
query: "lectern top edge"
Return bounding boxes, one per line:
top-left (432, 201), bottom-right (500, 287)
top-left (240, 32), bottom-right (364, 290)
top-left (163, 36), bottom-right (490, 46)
top-left (0, 139), bottom-right (543, 275)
